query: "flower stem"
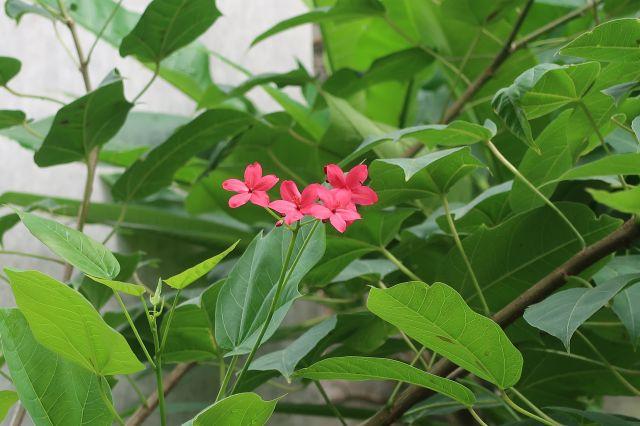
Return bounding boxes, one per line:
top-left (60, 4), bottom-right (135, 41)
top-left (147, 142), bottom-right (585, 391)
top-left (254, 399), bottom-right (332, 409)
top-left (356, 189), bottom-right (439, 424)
top-left (484, 140), bottom-right (586, 249)
top-left (380, 248), bottom-right (421, 282)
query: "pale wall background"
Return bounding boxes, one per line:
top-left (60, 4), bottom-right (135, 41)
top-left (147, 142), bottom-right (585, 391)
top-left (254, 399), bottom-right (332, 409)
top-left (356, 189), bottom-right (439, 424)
top-left (0, 1), bottom-right (330, 424)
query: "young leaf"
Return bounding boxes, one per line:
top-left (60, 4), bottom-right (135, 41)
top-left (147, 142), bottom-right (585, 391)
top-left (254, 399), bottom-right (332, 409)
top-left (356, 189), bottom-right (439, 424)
top-left (0, 57), bottom-right (20, 86)
top-left (250, 316), bottom-right (338, 379)
top-left (367, 281), bottom-right (523, 389)
top-left (0, 309), bottom-right (113, 425)
top-left (119, 0), bottom-right (221, 63)
top-left (184, 392), bottom-right (277, 426)
top-left (590, 186), bottom-right (640, 214)
top-left (5, 269), bottom-right (144, 375)
top-left (295, 356), bottom-right (475, 406)
top-left (164, 241), bottom-right (238, 290)
top-left (0, 391), bottom-right (18, 423)
top-left (559, 153), bottom-right (640, 181)
top-left (560, 19), bottom-right (640, 62)
top-left (18, 211), bottom-right (120, 279)
top-left (215, 224), bottom-right (326, 356)
top-left (369, 147), bottom-right (485, 205)
top-left (34, 76), bottom-right (133, 166)
top-left (523, 274), bottom-right (640, 350)
top-left (112, 109), bottom-right (253, 201)
top-left (86, 275), bottom-right (147, 296)
top-left (0, 110), bottom-right (25, 129)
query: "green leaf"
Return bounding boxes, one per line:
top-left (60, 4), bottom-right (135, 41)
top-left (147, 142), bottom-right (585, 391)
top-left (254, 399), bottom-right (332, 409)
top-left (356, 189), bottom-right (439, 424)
top-left (0, 57), bottom-right (20, 86)
top-left (589, 186), bottom-right (640, 214)
top-left (251, 0), bottom-right (385, 46)
top-left (250, 316), bottom-right (337, 379)
top-left (164, 241), bottom-right (238, 289)
top-left (161, 297), bottom-right (217, 364)
top-left (112, 109), bottom-right (253, 201)
top-left (5, 269), bottom-right (144, 375)
top-left (215, 224), bottom-right (326, 356)
top-left (523, 274), bottom-right (640, 350)
top-left (119, 0), bottom-right (220, 63)
top-left (331, 259), bottom-right (396, 283)
top-left (367, 281), bottom-right (523, 388)
top-left (339, 121), bottom-right (492, 167)
top-left (0, 110), bottom-right (25, 129)
top-left (560, 18), bottom-right (640, 62)
top-left (265, 85), bottom-right (327, 141)
top-left (34, 75), bottom-right (133, 166)
top-left (18, 211), bottom-right (120, 279)
top-left (5, 0), bottom-right (54, 22)
top-left (295, 356), bottom-right (476, 406)
top-left (0, 309), bottom-right (113, 425)
top-left (86, 275), bottom-right (147, 296)
top-left (0, 391), bottom-right (18, 423)
top-left (184, 392), bottom-right (277, 426)
top-left (369, 147), bottom-right (485, 205)
top-left (558, 154), bottom-right (640, 181)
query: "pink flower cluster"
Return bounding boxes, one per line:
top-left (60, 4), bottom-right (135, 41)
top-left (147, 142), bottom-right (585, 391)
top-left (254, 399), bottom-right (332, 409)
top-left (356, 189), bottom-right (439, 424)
top-left (222, 162), bottom-right (378, 233)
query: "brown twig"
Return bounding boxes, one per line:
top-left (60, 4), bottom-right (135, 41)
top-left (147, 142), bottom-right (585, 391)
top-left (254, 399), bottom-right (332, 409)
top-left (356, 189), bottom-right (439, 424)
top-left (126, 363), bottom-right (195, 426)
top-left (362, 217), bottom-right (640, 426)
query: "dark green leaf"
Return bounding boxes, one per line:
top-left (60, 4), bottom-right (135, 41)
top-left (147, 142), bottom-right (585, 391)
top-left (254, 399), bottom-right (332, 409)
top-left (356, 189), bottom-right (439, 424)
top-left (162, 298), bottom-right (217, 364)
top-left (0, 110), bottom-right (25, 129)
top-left (0, 57), bottom-right (20, 86)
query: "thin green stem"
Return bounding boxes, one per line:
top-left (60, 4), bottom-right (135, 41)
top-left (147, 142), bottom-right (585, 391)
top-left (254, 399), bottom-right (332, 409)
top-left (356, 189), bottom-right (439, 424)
top-left (102, 204), bottom-right (128, 244)
top-left (264, 207), bottom-right (293, 230)
top-left (441, 194), bottom-right (490, 315)
top-left (123, 375), bottom-right (149, 409)
top-left (570, 275), bottom-right (594, 288)
top-left (577, 331), bottom-right (640, 396)
top-left (149, 316), bottom-right (167, 426)
top-left (216, 355), bottom-right (238, 402)
top-left (160, 289), bottom-right (182, 351)
top-left (313, 381), bottom-right (347, 426)
top-left (3, 85), bottom-right (65, 105)
top-left (132, 63), bottom-right (160, 103)
top-left (112, 290), bottom-right (156, 368)
top-left (510, 388), bottom-right (556, 424)
top-left (86, 0), bottom-right (124, 62)
top-left (21, 122), bottom-right (44, 139)
top-left (0, 250), bottom-right (64, 264)
top-left (469, 407), bottom-right (490, 426)
top-left (99, 376), bottom-right (125, 426)
top-left (501, 391), bottom-right (559, 426)
top-left (380, 248), bottom-right (421, 282)
top-left (0, 369), bottom-right (11, 381)
top-left (485, 140), bottom-right (586, 249)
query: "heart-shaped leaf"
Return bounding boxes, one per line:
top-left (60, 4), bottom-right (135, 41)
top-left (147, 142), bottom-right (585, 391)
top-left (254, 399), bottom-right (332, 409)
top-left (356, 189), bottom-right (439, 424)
top-left (184, 392), bottom-right (277, 426)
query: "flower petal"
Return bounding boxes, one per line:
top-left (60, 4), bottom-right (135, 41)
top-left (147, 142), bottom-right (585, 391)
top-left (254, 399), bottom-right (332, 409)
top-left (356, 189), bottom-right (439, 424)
top-left (316, 186), bottom-right (335, 209)
top-left (244, 162), bottom-right (263, 188)
top-left (229, 192), bottom-right (251, 208)
top-left (284, 211), bottom-right (304, 225)
top-left (269, 199), bottom-right (297, 215)
top-left (222, 178), bottom-right (248, 193)
top-left (279, 180), bottom-right (301, 202)
top-left (333, 188), bottom-right (353, 208)
top-left (329, 214), bottom-right (347, 233)
top-left (346, 164), bottom-right (368, 188)
top-left (324, 164), bottom-right (346, 188)
top-left (250, 190), bottom-right (270, 207)
top-left (300, 183), bottom-right (323, 207)
top-left (351, 185), bottom-right (378, 205)
top-left (303, 204), bottom-right (332, 220)
top-left (337, 208), bottom-right (361, 222)
top-left (255, 174), bottom-right (279, 191)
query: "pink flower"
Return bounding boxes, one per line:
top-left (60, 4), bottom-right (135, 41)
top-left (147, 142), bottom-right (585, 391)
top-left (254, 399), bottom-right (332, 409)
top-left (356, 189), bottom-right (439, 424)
top-left (269, 181), bottom-right (330, 225)
top-left (317, 187), bottom-right (361, 233)
top-left (222, 162), bottom-right (278, 208)
top-left (324, 164), bottom-right (378, 206)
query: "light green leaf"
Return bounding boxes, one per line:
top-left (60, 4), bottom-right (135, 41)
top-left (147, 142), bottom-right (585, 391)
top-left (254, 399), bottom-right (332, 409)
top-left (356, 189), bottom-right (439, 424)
top-left (5, 269), bottom-right (144, 375)
top-left (86, 276), bottom-right (146, 296)
top-left (0, 390), bottom-right (18, 423)
top-left (120, 0), bottom-right (220, 63)
top-left (561, 18), bottom-right (640, 62)
top-left (164, 241), bottom-right (238, 289)
top-left (295, 356), bottom-right (476, 406)
top-left (18, 211), bottom-right (120, 279)
top-left (0, 57), bottom-right (20, 86)
top-left (523, 274), bottom-right (640, 349)
top-left (331, 259), bottom-right (396, 283)
top-left (5, 0), bottom-right (54, 22)
top-left (0, 110), bottom-right (25, 129)
top-left (251, 0), bottom-right (384, 46)
top-left (588, 186), bottom-right (640, 214)
top-left (339, 121), bottom-right (491, 167)
top-left (370, 147), bottom-right (485, 205)
top-left (34, 76), bottom-right (133, 166)
top-left (184, 392), bottom-right (277, 426)
top-left (250, 316), bottom-right (337, 379)
top-left (367, 281), bottom-right (523, 388)
top-left (215, 224), bottom-right (326, 355)
top-left (112, 109), bottom-right (253, 201)
top-left (0, 309), bottom-right (113, 425)
top-left (559, 154), bottom-right (640, 181)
